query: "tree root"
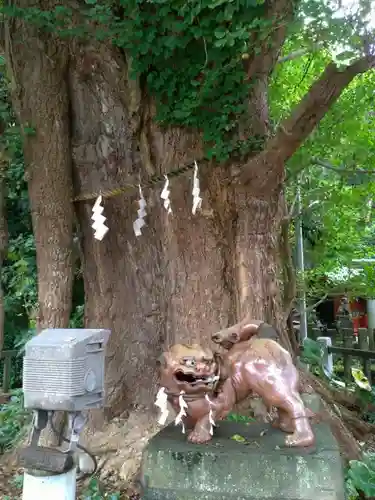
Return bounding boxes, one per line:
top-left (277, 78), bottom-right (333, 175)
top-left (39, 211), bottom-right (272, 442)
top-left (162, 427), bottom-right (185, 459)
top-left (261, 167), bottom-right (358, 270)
top-left (318, 398), bottom-right (362, 460)
top-left (336, 405), bottom-right (375, 440)
top-left (299, 369), bottom-right (374, 461)
top-left (307, 372), bottom-right (375, 434)
top-left (305, 370), bottom-right (358, 408)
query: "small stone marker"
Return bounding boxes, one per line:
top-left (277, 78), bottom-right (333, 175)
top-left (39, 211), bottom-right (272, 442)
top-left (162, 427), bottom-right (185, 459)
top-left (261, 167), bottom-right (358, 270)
top-left (140, 420), bottom-right (345, 500)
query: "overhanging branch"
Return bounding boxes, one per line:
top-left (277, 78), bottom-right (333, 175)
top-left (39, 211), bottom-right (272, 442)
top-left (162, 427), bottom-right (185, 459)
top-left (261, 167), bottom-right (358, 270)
top-left (240, 55), bottom-right (375, 189)
top-left (277, 48), bottom-right (309, 64)
top-left (270, 56), bottom-right (375, 161)
top-left (277, 44), bottom-right (322, 65)
top-left (312, 158), bottom-right (374, 175)
top-left (285, 157), bottom-right (375, 183)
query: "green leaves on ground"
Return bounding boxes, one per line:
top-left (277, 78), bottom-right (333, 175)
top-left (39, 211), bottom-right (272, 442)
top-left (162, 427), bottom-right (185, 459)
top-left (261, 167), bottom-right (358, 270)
top-left (346, 453), bottom-right (375, 499)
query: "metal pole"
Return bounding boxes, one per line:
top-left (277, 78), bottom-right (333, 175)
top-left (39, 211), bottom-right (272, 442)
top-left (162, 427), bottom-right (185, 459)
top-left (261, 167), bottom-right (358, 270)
top-left (352, 260), bottom-right (375, 349)
top-left (367, 299), bottom-right (375, 349)
top-left (296, 180), bottom-right (308, 341)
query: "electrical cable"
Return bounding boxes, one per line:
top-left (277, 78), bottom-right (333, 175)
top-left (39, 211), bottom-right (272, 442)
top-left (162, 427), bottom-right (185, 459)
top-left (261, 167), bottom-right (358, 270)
top-left (49, 412), bottom-right (98, 480)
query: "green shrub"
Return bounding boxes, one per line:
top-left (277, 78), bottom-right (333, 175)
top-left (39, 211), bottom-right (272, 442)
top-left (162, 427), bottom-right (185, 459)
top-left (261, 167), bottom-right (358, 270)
top-left (81, 477), bottom-right (120, 500)
top-left (225, 412), bottom-right (256, 423)
top-left (346, 453), bottom-right (375, 499)
top-left (0, 389), bottom-right (31, 453)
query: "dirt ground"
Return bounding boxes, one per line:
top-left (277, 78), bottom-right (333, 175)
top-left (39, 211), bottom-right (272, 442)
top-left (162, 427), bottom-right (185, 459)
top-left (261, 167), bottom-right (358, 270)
top-left (0, 409), bottom-right (159, 499)
top-left (0, 463), bottom-right (22, 499)
top-left (0, 462), bottom-right (140, 499)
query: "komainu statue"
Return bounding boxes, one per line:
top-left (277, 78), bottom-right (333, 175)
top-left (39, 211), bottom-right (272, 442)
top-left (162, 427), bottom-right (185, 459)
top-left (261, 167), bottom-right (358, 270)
top-left (155, 317), bottom-right (315, 448)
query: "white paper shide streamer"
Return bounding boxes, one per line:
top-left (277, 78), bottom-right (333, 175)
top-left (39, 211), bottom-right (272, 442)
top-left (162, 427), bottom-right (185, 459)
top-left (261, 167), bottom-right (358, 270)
top-left (175, 391), bottom-right (188, 434)
top-left (133, 185), bottom-right (147, 237)
top-left (205, 394), bottom-right (216, 435)
top-left (91, 195), bottom-right (109, 241)
top-left (154, 387), bottom-right (169, 425)
top-left (192, 161), bottom-right (202, 215)
top-left (160, 175), bottom-right (172, 214)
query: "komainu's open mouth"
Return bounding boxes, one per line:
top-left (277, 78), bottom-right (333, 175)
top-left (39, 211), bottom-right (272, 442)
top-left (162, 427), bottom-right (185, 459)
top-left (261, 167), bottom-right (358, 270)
top-left (174, 370), bottom-right (219, 386)
top-left (220, 340), bottom-right (234, 350)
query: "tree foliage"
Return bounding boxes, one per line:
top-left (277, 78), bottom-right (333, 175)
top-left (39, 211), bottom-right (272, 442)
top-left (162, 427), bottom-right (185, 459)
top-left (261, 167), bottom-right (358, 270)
top-left (2, 0), bottom-right (375, 161)
top-left (0, 60), bottom-right (35, 371)
top-left (269, 46), bottom-right (375, 300)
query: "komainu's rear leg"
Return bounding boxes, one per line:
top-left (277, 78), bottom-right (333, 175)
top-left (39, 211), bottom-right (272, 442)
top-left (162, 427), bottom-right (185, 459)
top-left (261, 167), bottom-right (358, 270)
top-left (281, 394), bottom-right (315, 447)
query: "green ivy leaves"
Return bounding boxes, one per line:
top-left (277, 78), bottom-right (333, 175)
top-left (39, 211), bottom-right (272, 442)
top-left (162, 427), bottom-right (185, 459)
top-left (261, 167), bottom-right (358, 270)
top-left (1, 0), bottom-right (268, 161)
top-left (110, 0), bottom-right (269, 159)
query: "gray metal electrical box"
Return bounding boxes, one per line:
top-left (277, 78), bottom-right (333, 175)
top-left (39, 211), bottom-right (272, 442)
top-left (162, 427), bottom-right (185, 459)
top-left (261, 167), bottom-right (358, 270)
top-left (23, 329), bottom-right (110, 411)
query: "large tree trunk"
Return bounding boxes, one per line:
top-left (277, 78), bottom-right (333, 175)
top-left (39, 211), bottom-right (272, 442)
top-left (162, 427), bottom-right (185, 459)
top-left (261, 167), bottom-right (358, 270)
top-left (67, 41), bottom-right (287, 423)
top-left (6, 14), bottom-right (74, 331)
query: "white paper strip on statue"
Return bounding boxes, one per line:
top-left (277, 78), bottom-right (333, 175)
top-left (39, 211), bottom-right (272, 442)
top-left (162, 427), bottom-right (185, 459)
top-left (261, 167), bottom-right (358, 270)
top-left (205, 394), bottom-right (216, 435)
top-left (175, 391), bottom-right (188, 434)
top-left (154, 387), bottom-right (169, 425)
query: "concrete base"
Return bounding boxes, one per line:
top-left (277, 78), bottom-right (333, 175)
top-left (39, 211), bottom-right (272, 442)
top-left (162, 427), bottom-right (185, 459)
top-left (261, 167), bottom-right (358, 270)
top-left (140, 420), bottom-right (345, 500)
top-left (23, 468), bottom-right (76, 500)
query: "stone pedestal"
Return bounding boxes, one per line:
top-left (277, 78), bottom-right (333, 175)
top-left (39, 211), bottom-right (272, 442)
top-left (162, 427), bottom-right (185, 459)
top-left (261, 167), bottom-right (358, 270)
top-left (140, 421), bottom-right (345, 500)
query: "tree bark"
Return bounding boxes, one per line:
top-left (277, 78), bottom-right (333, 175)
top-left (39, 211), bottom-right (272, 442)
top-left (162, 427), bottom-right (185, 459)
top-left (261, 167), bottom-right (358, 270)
top-left (6, 14), bottom-right (74, 331)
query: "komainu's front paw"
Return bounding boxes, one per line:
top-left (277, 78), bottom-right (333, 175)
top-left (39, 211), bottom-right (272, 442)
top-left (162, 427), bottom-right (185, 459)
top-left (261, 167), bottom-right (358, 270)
top-left (187, 428), bottom-right (212, 444)
top-left (284, 430), bottom-right (315, 447)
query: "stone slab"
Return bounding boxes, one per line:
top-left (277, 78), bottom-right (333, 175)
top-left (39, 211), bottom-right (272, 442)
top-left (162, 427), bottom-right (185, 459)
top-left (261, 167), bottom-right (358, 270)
top-left (140, 421), bottom-right (345, 500)
top-left (301, 393), bottom-right (323, 414)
